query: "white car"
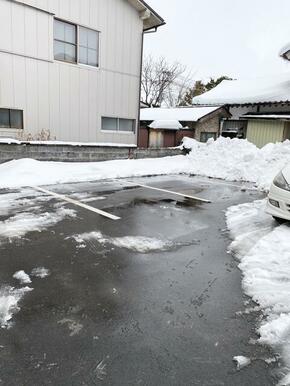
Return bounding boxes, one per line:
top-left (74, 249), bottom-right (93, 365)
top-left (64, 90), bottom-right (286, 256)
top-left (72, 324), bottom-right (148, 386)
top-left (266, 166), bottom-right (290, 222)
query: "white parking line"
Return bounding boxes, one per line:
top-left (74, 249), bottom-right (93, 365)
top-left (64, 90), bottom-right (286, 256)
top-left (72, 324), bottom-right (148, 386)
top-left (32, 186), bottom-right (121, 221)
top-left (123, 181), bottom-right (211, 203)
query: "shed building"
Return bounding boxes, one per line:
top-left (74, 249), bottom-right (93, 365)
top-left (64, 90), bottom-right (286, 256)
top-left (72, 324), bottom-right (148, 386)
top-left (139, 106), bottom-right (230, 148)
top-left (191, 73), bottom-right (290, 147)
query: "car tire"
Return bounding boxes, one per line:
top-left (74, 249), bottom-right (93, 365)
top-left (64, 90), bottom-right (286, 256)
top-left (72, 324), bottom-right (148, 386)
top-left (273, 216), bottom-right (286, 224)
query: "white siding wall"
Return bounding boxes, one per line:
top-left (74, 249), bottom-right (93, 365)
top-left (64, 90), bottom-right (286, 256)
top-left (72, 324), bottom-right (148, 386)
top-left (0, 0), bottom-right (142, 143)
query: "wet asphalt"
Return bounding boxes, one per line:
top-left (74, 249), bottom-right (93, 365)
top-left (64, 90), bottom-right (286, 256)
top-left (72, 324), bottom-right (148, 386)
top-left (0, 175), bottom-right (280, 385)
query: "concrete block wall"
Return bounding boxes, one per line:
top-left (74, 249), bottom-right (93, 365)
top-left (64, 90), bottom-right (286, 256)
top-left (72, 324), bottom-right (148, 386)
top-left (0, 143), bottom-right (182, 163)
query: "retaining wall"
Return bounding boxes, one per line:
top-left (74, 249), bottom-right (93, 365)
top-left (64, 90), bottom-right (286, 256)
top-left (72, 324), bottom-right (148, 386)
top-left (0, 143), bottom-right (182, 163)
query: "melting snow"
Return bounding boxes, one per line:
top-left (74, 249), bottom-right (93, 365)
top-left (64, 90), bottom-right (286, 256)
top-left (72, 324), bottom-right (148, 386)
top-left (13, 271), bottom-right (31, 285)
top-left (0, 207), bottom-right (76, 242)
top-left (233, 356), bottom-right (251, 370)
top-left (31, 267), bottom-right (50, 279)
top-left (0, 286), bottom-right (33, 328)
top-left (226, 200), bottom-right (290, 384)
top-left (74, 231), bottom-right (174, 253)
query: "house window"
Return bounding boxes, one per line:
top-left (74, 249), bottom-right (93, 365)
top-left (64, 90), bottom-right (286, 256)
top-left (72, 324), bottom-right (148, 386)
top-left (54, 19), bottom-right (99, 67)
top-left (0, 109), bottom-right (23, 129)
top-left (102, 117), bottom-right (135, 132)
top-left (200, 132), bottom-right (216, 143)
top-left (79, 27), bottom-right (99, 67)
top-left (54, 20), bottom-right (77, 63)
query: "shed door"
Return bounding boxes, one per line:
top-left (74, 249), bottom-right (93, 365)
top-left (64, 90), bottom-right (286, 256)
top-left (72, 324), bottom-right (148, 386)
top-left (149, 130), bottom-right (163, 148)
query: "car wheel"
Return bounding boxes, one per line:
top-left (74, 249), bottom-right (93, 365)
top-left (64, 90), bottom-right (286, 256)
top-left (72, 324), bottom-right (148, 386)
top-left (273, 216), bottom-right (286, 224)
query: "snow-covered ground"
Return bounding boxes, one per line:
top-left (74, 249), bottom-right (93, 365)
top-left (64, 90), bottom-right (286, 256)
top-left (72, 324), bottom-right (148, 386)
top-left (0, 137), bottom-right (290, 191)
top-left (226, 200), bottom-right (290, 385)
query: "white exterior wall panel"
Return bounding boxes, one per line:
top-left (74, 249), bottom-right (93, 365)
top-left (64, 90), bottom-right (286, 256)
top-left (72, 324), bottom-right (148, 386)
top-left (0, 0), bottom-right (143, 143)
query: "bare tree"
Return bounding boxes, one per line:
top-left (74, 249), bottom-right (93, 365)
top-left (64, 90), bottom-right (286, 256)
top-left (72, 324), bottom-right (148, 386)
top-left (141, 56), bottom-right (191, 107)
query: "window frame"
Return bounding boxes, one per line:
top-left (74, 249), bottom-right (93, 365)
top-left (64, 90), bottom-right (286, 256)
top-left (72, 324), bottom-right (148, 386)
top-left (53, 18), bottom-right (100, 68)
top-left (0, 108), bottom-right (24, 130)
top-left (101, 117), bottom-right (136, 134)
top-left (78, 26), bottom-right (99, 67)
top-left (53, 19), bottom-right (77, 64)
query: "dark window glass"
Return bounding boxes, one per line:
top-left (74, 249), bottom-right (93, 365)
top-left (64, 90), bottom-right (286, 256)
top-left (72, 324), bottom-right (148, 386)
top-left (102, 117), bottom-right (118, 131)
top-left (0, 109), bottom-right (10, 128)
top-left (102, 117), bottom-right (135, 132)
top-left (54, 19), bottom-right (77, 63)
top-left (0, 109), bottom-right (23, 129)
top-left (119, 119), bottom-right (135, 132)
top-left (10, 110), bottom-right (23, 129)
top-left (79, 27), bottom-right (99, 67)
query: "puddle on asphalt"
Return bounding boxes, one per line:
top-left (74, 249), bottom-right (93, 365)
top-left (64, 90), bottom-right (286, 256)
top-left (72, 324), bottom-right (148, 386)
top-left (112, 197), bottom-right (203, 211)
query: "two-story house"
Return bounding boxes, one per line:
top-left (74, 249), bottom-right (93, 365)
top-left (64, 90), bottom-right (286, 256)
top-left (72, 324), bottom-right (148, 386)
top-left (0, 0), bottom-right (164, 144)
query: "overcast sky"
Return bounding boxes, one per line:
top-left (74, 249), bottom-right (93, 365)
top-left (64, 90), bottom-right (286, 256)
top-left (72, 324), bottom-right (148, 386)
top-left (144, 0), bottom-right (290, 81)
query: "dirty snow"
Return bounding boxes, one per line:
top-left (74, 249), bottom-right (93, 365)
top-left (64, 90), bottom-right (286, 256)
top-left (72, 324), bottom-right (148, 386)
top-left (13, 271), bottom-right (31, 285)
top-left (233, 356), bottom-right (251, 370)
top-left (0, 286), bottom-right (33, 328)
top-left (0, 207), bottom-right (76, 242)
top-left (74, 231), bottom-right (174, 253)
top-left (1, 137), bottom-right (290, 191)
top-left (226, 200), bottom-right (290, 385)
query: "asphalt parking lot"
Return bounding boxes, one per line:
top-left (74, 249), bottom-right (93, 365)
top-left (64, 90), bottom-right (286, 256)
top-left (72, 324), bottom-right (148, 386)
top-left (0, 175), bottom-right (279, 385)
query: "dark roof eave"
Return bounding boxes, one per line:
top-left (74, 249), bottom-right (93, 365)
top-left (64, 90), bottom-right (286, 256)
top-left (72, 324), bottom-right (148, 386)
top-left (138, 0), bottom-right (165, 24)
top-left (193, 101), bottom-right (290, 108)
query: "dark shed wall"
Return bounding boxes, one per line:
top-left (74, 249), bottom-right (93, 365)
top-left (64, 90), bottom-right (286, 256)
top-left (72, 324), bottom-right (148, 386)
top-left (195, 107), bottom-right (231, 141)
top-left (138, 127), bottom-right (149, 148)
top-left (163, 131), bottom-right (176, 147)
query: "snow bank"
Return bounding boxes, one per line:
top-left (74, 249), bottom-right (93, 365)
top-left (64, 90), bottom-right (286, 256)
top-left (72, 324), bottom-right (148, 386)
top-left (185, 137), bottom-right (290, 191)
top-left (226, 200), bottom-right (290, 384)
top-left (0, 137), bottom-right (289, 191)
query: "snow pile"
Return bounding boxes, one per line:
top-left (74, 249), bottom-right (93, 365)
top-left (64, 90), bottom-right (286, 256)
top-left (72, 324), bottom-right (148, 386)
top-left (74, 231), bottom-right (174, 253)
top-left (0, 286), bottom-right (33, 328)
top-left (186, 137), bottom-right (290, 191)
top-left (226, 200), bottom-right (290, 385)
top-left (0, 137), bottom-right (289, 191)
top-left (0, 156), bottom-right (190, 190)
top-left (13, 271), bottom-right (31, 285)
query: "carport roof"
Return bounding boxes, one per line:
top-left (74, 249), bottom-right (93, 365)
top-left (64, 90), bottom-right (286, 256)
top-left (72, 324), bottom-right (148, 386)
top-left (140, 106), bottom-right (221, 122)
top-left (191, 72), bottom-right (290, 107)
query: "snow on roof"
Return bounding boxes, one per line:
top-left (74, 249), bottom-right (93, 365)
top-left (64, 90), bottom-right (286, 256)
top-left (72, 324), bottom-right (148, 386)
top-left (191, 72), bottom-right (290, 106)
top-left (140, 106), bottom-right (220, 122)
top-left (243, 114), bottom-right (290, 120)
top-left (149, 120), bottom-right (183, 130)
